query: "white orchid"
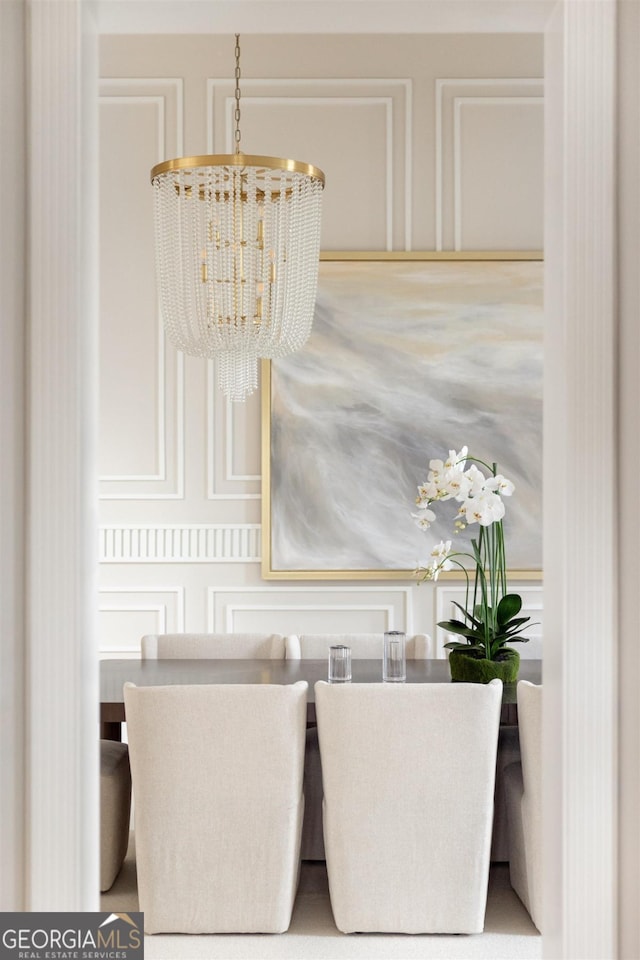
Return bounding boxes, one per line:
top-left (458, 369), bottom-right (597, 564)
top-left (429, 540), bottom-right (453, 579)
top-left (459, 463), bottom-right (486, 499)
top-left (415, 480), bottom-right (440, 505)
top-left (485, 474), bottom-right (515, 497)
top-left (412, 447), bottom-right (532, 663)
top-left (459, 491), bottom-right (506, 526)
top-left (412, 508), bottom-right (436, 529)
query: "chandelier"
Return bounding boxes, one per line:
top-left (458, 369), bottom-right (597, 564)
top-left (150, 35), bottom-right (325, 402)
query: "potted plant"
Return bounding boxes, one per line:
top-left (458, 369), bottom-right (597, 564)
top-left (413, 446), bottom-right (533, 683)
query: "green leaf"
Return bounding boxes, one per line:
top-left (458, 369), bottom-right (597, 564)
top-left (452, 602), bottom-right (482, 628)
top-left (504, 617), bottom-right (534, 634)
top-left (502, 616), bottom-right (530, 631)
top-left (493, 634), bottom-right (530, 649)
top-left (444, 641), bottom-right (484, 654)
top-left (474, 603), bottom-right (491, 623)
top-left (437, 620), bottom-right (483, 640)
top-left (497, 594), bottom-right (522, 625)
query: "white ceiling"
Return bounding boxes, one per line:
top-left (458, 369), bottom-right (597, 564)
top-left (97, 0), bottom-right (554, 35)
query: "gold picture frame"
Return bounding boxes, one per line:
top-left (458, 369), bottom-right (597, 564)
top-left (262, 251), bottom-right (543, 581)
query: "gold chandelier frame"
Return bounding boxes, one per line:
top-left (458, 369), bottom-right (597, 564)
top-left (151, 154), bottom-right (325, 185)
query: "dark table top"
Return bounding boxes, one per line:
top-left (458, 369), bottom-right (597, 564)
top-left (100, 658), bottom-right (542, 719)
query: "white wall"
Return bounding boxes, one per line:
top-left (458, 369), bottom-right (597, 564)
top-left (98, 33), bottom-right (544, 657)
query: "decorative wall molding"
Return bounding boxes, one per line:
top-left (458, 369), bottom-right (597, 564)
top-left (207, 77), bottom-right (412, 250)
top-left (98, 586), bottom-right (186, 654)
top-left (207, 585), bottom-right (414, 634)
top-left (452, 95), bottom-right (544, 250)
top-left (100, 524), bottom-right (261, 562)
top-left (435, 77), bottom-right (544, 250)
top-left (98, 78), bottom-right (185, 499)
top-left (1, 0), bottom-right (27, 911)
top-left (543, 3), bottom-right (617, 956)
top-left (27, 0), bottom-right (99, 910)
top-left (99, 77), bottom-right (184, 154)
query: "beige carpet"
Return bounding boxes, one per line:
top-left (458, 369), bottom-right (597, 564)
top-left (102, 836), bottom-right (541, 959)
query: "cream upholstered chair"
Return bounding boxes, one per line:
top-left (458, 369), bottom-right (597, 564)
top-left (124, 681), bottom-right (307, 934)
top-left (315, 679), bottom-right (503, 933)
top-left (504, 680), bottom-right (543, 931)
top-left (100, 740), bottom-right (131, 892)
top-left (287, 632), bottom-right (431, 860)
top-left (141, 632), bottom-right (285, 659)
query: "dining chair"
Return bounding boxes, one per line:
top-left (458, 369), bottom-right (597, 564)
top-left (286, 632), bottom-right (431, 860)
top-left (100, 739), bottom-right (131, 892)
top-left (504, 680), bottom-right (542, 931)
top-left (315, 679), bottom-right (503, 933)
top-left (140, 631), bottom-right (285, 659)
top-left (124, 681), bottom-right (308, 933)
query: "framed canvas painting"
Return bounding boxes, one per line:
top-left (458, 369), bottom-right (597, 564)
top-left (261, 252), bottom-right (543, 580)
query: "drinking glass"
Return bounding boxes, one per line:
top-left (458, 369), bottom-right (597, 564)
top-left (383, 631), bottom-right (406, 682)
top-left (328, 644), bottom-right (352, 683)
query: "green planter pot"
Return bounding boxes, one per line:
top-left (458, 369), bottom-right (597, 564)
top-left (448, 647), bottom-right (520, 684)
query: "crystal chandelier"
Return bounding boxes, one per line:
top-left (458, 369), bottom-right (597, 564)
top-left (150, 35), bottom-right (325, 402)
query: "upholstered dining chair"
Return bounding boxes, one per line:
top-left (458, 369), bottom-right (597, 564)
top-left (286, 632), bottom-right (432, 860)
top-left (140, 631), bottom-right (285, 659)
top-left (100, 740), bottom-right (131, 892)
top-left (315, 679), bottom-right (503, 933)
top-left (124, 681), bottom-right (308, 933)
top-left (504, 680), bottom-right (543, 931)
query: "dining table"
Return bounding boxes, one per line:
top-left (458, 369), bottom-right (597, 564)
top-left (100, 657), bottom-right (542, 740)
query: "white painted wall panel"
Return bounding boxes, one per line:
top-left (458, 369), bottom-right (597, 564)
top-left (99, 79), bottom-right (185, 499)
top-left (99, 98), bottom-right (160, 478)
top-left (455, 98), bottom-right (544, 250)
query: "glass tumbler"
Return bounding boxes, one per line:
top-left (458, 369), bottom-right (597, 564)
top-left (328, 644), bottom-right (352, 683)
top-left (383, 631), bottom-right (406, 682)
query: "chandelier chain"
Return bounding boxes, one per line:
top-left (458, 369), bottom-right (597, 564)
top-left (234, 34), bottom-right (241, 154)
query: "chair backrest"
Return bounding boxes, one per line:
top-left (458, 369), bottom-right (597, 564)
top-left (518, 680), bottom-right (542, 798)
top-left (285, 632), bottom-right (431, 660)
top-left (315, 679), bottom-right (502, 933)
top-left (517, 679), bottom-right (542, 926)
top-left (124, 681), bottom-right (307, 933)
top-left (141, 632), bottom-right (285, 659)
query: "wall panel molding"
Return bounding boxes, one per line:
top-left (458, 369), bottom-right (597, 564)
top-left (435, 77), bottom-right (544, 250)
top-left (453, 95), bottom-right (544, 250)
top-left (100, 524), bottom-right (261, 562)
top-left (99, 586), bottom-right (185, 655)
top-left (207, 77), bottom-right (412, 250)
top-left (207, 584), bottom-right (414, 634)
top-left (99, 78), bottom-right (185, 499)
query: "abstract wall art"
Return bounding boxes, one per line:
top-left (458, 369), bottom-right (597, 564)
top-left (262, 253), bottom-right (543, 579)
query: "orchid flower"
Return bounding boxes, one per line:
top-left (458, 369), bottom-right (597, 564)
top-left (412, 447), bottom-right (532, 661)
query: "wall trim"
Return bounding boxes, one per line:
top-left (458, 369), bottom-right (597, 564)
top-left (452, 95), bottom-right (544, 250)
top-left (543, 2), bottom-right (617, 956)
top-left (98, 78), bottom-right (185, 499)
top-left (100, 523), bottom-right (262, 562)
top-left (435, 77), bottom-right (544, 250)
top-left (27, 0), bottom-right (99, 910)
top-left (207, 584), bottom-right (414, 634)
top-left (206, 77), bottom-right (412, 250)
